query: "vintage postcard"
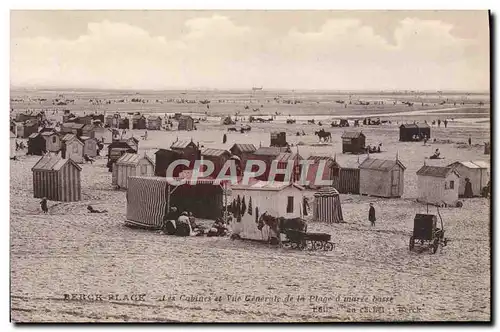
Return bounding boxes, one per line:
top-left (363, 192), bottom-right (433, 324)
top-left (10, 10), bottom-right (490, 323)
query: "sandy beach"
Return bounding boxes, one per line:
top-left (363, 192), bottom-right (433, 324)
top-left (10, 97), bottom-right (490, 322)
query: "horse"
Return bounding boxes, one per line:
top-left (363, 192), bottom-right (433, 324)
top-left (307, 119), bottom-right (315, 124)
top-left (258, 212), bottom-right (308, 246)
top-left (315, 130), bottom-right (331, 142)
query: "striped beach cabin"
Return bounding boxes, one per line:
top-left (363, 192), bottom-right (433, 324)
top-left (126, 176), bottom-right (224, 229)
top-left (313, 187), bottom-right (343, 223)
top-left (112, 153), bottom-right (155, 189)
top-left (32, 155), bottom-right (82, 202)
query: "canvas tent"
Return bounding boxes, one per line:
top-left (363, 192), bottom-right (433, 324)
top-left (313, 187), bottom-right (343, 223)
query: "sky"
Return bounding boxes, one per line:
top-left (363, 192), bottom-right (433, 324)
top-left (10, 10), bottom-right (490, 91)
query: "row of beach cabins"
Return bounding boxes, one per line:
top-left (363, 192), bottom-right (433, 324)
top-left (103, 113), bottom-right (195, 131)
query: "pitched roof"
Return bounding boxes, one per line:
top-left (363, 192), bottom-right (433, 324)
top-left (116, 153), bottom-right (154, 166)
top-left (40, 131), bottom-right (56, 137)
top-left (62, 123), bottom-right (85, 129)
top-left (148, 115), bottom-right (162, 120)
top-left (32, 155), bottom-right (82, 172)
top-left (231, 181), bottom-right (304, 192)
top-left (448, 161), bottom-right (490, 169)
top-left (275, 152), bottom-right (302, 163)
top-left (416, 165), bottom-right (458, 178)
top-left (359, 158), bottom-right (406, 171)
top-left (28, 133), bottom-right (40, 139)
top-left (201, 148), bottom-right (230, 157)
top-left (307, 155), bottom-right (335, 163)
top-left (82, 124), bottom-right (95, 131)
top-left (230, 143), bottom-right (257, 153)
top-left (170, 140), bottom-right (197, 150)
top-left (179, 115), bottom-right (193, 120)
top-left (341, 131), bottom-right (365, 139)
top-left (61, 133), bottom-right (76, 142)
top-left (253, 146), bottom-right (284, 156)
top-left (80, 136), bottom-right (97, 142)
top-left (314, 187), bottom-right (340, 197)
top-left (65, 136), bottom-right (84, 146)
top-left (400, 123), bottom-right (430, 129)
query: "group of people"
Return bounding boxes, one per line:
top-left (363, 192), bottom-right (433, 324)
top-left (161, 207), bottom-right (228, 237)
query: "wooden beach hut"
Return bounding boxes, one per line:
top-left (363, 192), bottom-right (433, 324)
top-left (178, 115), bottom-right (195, 131)
top-left (359, 156), bottom-right (406, 198)
top-left (229, 182), bottom-right (305, 242)
top-left (40, 131), bottom-right (62, 153)
top-left (313, 187), bottom-right (343, 223)
top-left (32, 155), bottom-right (82, 202)
top-left (17, 121), bottom-right (38, 138)
top-left (154, 149), bottom-right (183, 177)
top-left (80, 136), bottom-right (98, 158)
top-left (305, 156), bottom-right (337, 189)
top-left (248, 146), bottom-right (288, 181)
top-left (201, 148), bottom-right (231, 178)
top-left (270, 132), bottom-right (287, 148)
top-left (341, 131), bottom-right (366, 154)
top-left (334, 157), bottom-right (361, 194)
top-left (448, 161), bottom-right (490, 197)
top-left (147, 116), bottom-right (162, 130)
top-left (229, 144), bottom-right (257, 167)
top-left (27, 133), bottom-right (47, 156)
top-left (61, 134), bottom-right (84, 163)
top-left (118, 117), bottom-right (130, 130)
top-left (416, 165), bottom-right (460, 207)
top-left (272, 152), bottom-right (302, 182)
top-left (82, 124), bottom-right (96, 138)
top-left (61, 123), bottom-right (85, 137)
top-left (132, 114), bottom-right (147, 130)
top-left (399, 123), bottom-right (431, 141)
top-left (170, 139), bottom-right (201, 167)
top-left (112, 153), bottom-right (155, 189)
top-left (125, 176), bottom-right (224, 229)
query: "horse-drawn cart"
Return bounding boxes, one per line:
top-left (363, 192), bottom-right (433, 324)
top-left (282, 229), bottom-right (335, 251)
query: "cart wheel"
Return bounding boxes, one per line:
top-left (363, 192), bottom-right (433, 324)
top-left (409, 236), bottom-right (415, 251)
top-left (306, 240), bottom-right (314, 251)
top-left (298, 241), bottom-right (306, 250)
top-left (324, 242), bottom-right (334, 251)
top-left (431, 239), bottom-right (439, 254)
top-left (314, 241), bottom-right (324, 250)
top-left (282, 241), bottom-right (291, 249)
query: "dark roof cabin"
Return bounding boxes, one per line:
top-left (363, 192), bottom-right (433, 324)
top-left (201, 148), bottom-right (231, 178)
top-left (154, 149), bottom-right (183, 177)
top-left (248, 146), bottom-right (289, 181)
top-left (170, 139), bottom-right (201, 172)
top-left (341, 131), bottom-right (366, 154)
top-left (61, 123), bottom-right (85, 137)
top-left (82, 124), bottom-right (95, 138)
top-left (17, 120), bottom-right (39, 138)
top-left (147, 116), bottom-right (162, 130)
top-left (32, 155), bottom-right (82, 202)
top-left (229, 143), bottom-right (257, 169)
top-left (118, 117), bottom-right (130, 129)
top-left (270, 131), bottom-right (287, 148)
top-left (132, 114), bottom-right (147, 130)
top-left (178, 115), bottom-right (195, 131)
top-left (399, 123), bottom-right (431, 141)
top-left (27, 133), bottom-right (47, 155)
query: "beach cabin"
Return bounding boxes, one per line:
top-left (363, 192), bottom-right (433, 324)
top-left (170, 139), bottom-right (200, 163)
top-left (484, 142), bottom-right (490, 155)
top-left (306, 156), bottom-right (337, 189)
top-left (61, 135), bottom-right (84, 163)
top-left (201, 148), bottom-right (231, 178)
top-left (118, 117), bottom-right (130, 129)
top-left (273, 152), bottom-right (302, 182)
top-left (125, 176), bottom-right (224, 228)
top-left (40, 131), bottom-right (62, 153)
top-left (94, 127), bottom-right (113, 144)
top-left (10, 121), bottom-right (18, 138)
top-left (229, 144), bottom-right (257, 165)
top-left (313, 187), bottom-right (343, 223)
top-left (154, 149), bottom-right (183, 177)
top-left (27, 133), bottom-right (47, 156)
top-left (32, 155), bottom-right (82, 202)
top-left (178, 115), bottom-right (195, 131)
top-left (132, 114), bottom-right (147, 130)
top-left (147, 116), bottom-right (162, 130)
top-left (75, 115), bottom-right (93, 125)
top-left (125, 137), bottom-right (139, 152)
top-left (341, 131), bottom-right (366, 154)
top-left (248, 146), bottom-right (288, 181)
top-left (80, 136), bottom-right (98, 158)
top-left (61, 123), bottom-right (85, 137)
top-left (416, 165), bottom-right (460, 207)
top-left (399, 123), bottom-right (431, 141)
top-left (10, 132), bottom-right (16, 158)
top-left (112, 153), bottom-right (155, 189)
top-left (229, 182), bottom-right (305, 242)
top-left (270, 132), bottom-right (287, 148)
top-left (359, 157), bottom-right (406, 198)
top-left (221, 116), bottom-right (235, 125)
top-left (448, 161), bottom-right (490, 197)
top-left (18, 121), bottom-right (38, 138)
top-left (82, 124), bottom-right (96, 138)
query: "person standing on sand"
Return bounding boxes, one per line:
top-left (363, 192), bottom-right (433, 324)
top-left (468, 136), bottom-right (472, 146)
top-left (437, 119), bottom-right (441, 127)
top-left (40, 197), bottom-right (48, 214)
top-left (223, 133), bottom-right (227, 144)
top-left (444, 119), bottom-right (448, 128)
top-left (369, 203), bottom-right (376, 226)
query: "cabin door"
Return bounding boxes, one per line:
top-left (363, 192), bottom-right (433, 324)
top-left (391, 169), bottom-right (400, 196)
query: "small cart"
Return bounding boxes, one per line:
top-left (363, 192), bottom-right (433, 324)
top-left (282, 229), bottom-right (335, 251)
top-left (409, 211), bottom-right (448, 254)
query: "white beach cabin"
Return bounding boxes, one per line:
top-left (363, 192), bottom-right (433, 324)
top-left (229, 181), bottom-right (305, 242)
top-left (112, 153), bottom-right (155, 189)
top-left (416, 165), bottom-right (460, 207)
top-left (447, 161), bottom-right (490, 197)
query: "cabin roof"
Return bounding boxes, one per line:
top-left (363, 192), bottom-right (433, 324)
top-left (313, 186), bottom-right (340, 196)
top-left (416, 165), bottom-right (458, 178)
top-left (230, 143), bottom-right (257, 153)
top-left (231, 181), bottom-right (304, 192)
top-left (254, 146), bottom-right (285, 156)
top-left (341, 131), bottom-right (365, 139)
top-left (399, 123), bottom-right (430, 129)
top-left (275, 152), bottom-right (302, 163)
top-left (359, 158), bottom-right (406, 171)
top-left (448, 160), bottom-right (490, 169)
top-left (116, 153), bottom-right (154, 166)
top-left (307, 155), bottom-right (335, 163)
top-left (40, 131), bottom-right (56, 137)
top-left (61, 133), bottom-right (76, 142)
top-left (62, 123), bottom-right (85, 129)
top-left (201, 148), bottom-right (229, 157)
top-left (32, 155), bottom-right (82, 172)
top-left (28, 133), bottom-right (40, 139)
top-left (170, 140), bottom-right (197, 150)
